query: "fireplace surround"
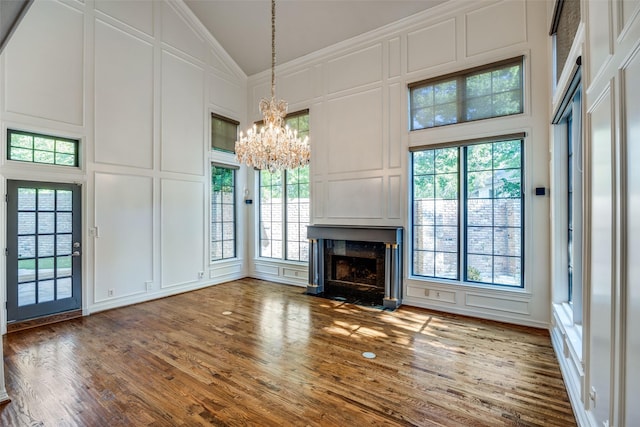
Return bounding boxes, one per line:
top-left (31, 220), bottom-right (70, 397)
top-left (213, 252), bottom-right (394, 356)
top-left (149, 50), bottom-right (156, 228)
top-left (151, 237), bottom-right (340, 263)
top-left (306, 225), bottom-right (403, 309)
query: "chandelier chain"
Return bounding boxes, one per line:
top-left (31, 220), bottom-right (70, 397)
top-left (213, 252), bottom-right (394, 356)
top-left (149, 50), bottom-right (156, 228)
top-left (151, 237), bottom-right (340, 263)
top-left (271, 0), bottom-right (276, 99)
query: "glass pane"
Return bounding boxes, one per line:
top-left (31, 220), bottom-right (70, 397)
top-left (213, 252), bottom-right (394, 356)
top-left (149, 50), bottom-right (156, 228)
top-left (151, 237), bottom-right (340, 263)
top-left (38, 212), bottom-right (55, 234)
top-left (414, 226), bottom-right (435, 251)
top-left (435, 148), bottom-right (458, 173)
top-left (18, 282), bottom-right (36, 307)
top-left (493, 256), bottom-right (521, 286)
top-left (57, 256), bottom-right (72, 277)
top-left (412, 106), bottom-right (434, 129)
top-left (222, 241), bottom-right (235, 258)
top-left (493, 169), bottom-right (521, 198)
top-left (55, 153), bottom-right (76, 166)
top-left (493, 65), bottom-right (521, 92)
top-left (57, 234), bottom-right (72, 256)
top-left (413, 175), bottom-right (434, 199)
top-left (436, 226), bottom-right (457, 252)
top-left (18, 188), bottom-right (36, 210)
top-left (466, 96), bottom-right (493, 121)
top-left (56, 140), bottom-right (76, 154)
top-left (39, 257), bottom-right (55, 280)
top-left (39, 280), bottom-right (55, 303)
top-left (413, 250), bottom-right (434, 276)
top-left (467, 171), bottom-right (492, 198)
top-left (412, 86), bottom-right (434, 108)
top-left (466, 71), bottom-right (492, 97)
top-left (493, 140), bottom-right (521, 169)
top-left (434, 80), bottom-right (457, 104)
top-left (57, 277), bottom-right (72, 299)
top-left (10, 147), bottom-right (33, 161)
top-left (34, 151), bottom-right (55, 164)
top-left (57, 212), bottom-right (73, 233)
top-left (18, 236), bottom-right (36, 258)
top-left (18, 259), bottom-right (36, 283)
top-left (287, 241), bottom-right (300, 260)
top-left (10, 133), bottom-right (33, 148)
top-left (38, 189), bottom-right (55, 211)
top-left (211, 242), bottom-right (222, 261)
top-left (413, 150), bottom-right (434, 175)
top-left (435, 200), bottom-right (457, 225)
top-left (494, 227), bottom-right (521, 257)
top-left (467, 226), bottom-right (492, 254)
top-left (38, 235), bottom-right (55, 257)
top-left (467, 199), bottom-right (493, 226)
top-left (494, 199), bottom-right (521, 227)
top-left (18, 212), bottom-right (36, 235)
top-left (223, 222), bottom-right (235, 240)
top-left (34, 137), bottom-right (54, 151)
top-left (467, 144), bottom-right (492, 171)
top-left (435, 174), bottom-right (458, 199)
top-left (434, 102), bottom-right (457, 126)
top-left (467, 254), bottom-right (493, 283)
top-left (413, 200), bottom-right (434, 225)
top-left (435, 252), bottom-right (458, 279)
top-left (493, 90), bottom-right (522, 116)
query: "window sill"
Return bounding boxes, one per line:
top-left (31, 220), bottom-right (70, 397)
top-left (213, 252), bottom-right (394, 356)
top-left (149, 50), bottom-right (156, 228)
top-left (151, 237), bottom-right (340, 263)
top-left (553, 302), bottom-right (583, 362)
top-left (254, 257), bottom-right (308, 267)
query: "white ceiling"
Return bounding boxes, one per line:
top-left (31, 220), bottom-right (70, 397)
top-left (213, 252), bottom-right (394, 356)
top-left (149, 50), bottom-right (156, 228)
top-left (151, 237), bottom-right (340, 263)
top-left (184, 0), bottom-right (448, 76)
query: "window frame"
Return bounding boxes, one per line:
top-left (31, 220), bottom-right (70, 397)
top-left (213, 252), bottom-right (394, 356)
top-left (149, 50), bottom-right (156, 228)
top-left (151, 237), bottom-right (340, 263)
top-left (7, 129), bottom-right (79, 167)
top-left (410, 133), bottom-right (526, 289)
top-left (257, 109), bottom-right (310, 263)
top-left (409, 56), bottom-right (524, 131)
top-left (210, 164), bottom-right (237, 262)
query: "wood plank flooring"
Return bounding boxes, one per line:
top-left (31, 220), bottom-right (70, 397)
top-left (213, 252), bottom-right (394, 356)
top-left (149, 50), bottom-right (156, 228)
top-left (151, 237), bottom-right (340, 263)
top-left (0, 278), bottom-right (576, 426)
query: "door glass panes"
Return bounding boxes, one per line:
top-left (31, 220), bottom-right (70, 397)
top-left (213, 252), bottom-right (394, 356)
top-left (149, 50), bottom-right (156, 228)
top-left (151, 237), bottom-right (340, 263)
top-left (210, 166), bottom-right (236, 261)
top-left (16, 187), bottom-right (76, 307)
top-left (260, 170), bottom-right (283, 258)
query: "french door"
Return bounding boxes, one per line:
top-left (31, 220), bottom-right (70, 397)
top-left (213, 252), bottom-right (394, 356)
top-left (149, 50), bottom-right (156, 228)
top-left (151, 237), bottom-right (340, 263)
top-left (6, 180), bottom-right (82, 322)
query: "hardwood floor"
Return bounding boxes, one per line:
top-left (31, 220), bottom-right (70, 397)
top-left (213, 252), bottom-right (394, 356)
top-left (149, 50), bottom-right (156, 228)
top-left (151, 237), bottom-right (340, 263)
top-left (0, 279), bottom-right (576, 426)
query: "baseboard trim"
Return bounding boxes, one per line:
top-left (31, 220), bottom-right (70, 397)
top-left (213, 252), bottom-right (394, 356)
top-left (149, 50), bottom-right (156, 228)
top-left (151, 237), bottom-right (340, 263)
top-left (7, 309), bottom-right (83, 333)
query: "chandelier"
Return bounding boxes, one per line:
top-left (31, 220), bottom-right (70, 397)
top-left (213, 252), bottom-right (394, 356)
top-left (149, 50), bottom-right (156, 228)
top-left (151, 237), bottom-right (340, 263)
top-left (235, 0), bottom-right (310, 173)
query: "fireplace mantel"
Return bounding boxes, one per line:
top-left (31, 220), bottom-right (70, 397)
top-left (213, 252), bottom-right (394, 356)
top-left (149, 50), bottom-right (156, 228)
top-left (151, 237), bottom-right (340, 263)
top-left (306, 225), bottom-right (403, 309)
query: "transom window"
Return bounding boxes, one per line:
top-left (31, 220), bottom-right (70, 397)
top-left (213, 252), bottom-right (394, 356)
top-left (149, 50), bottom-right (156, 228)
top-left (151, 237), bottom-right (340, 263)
top-left (259, 110), bottom-right (310, 262)
top-left (211, 113), bottom-right (239, 153)
top-left (411, 136), bottom-right (524, 287)
top-left (8, 130), bottom-right (78, 166)
top-left (409, 57), bottom-right (524, 130)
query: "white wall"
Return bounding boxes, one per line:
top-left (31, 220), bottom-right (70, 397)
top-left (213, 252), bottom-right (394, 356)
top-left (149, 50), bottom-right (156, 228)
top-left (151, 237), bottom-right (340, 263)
top-left (0, 0), bottom-right (248, 322)
top-left (549, 0), bottom-right (640, 426)
top-left (246, 0), bottom-right (552, 328)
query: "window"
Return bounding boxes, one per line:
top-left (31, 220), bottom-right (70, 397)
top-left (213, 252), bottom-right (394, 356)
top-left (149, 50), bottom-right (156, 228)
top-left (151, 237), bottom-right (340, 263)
top-left (550, 0), bottom-right (581, 84)
top-left (553, 68), bottom-right (582, 323)
top-left (8, 130), bottom-right (78, 166)
top-left (409, 57), bottom-right (524, 130)
top-left (211, 114), bottom-right (239, 153)
top-left (411, 136), bottom-right (524, 287)
top-left (210, 165), bottom-right (236, 261)
top-left (259, 110), bottom-right (310, 262)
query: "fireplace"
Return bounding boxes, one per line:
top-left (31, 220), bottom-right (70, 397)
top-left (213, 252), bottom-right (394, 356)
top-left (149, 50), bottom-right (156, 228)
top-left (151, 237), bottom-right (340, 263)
top-left (306, 226), bottom-right (402, 309)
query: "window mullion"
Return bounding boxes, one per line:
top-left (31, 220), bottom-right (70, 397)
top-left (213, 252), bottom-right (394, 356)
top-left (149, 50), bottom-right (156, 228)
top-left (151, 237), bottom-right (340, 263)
top-left (282, 171), bottom-right (288, 261)
top-left (460, 146), bottom-right (466, 282)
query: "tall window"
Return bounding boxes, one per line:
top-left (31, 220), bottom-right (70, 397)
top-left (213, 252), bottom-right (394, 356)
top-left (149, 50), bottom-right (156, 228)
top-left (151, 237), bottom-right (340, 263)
top-left (409, 57), bottom-right (523, 130)
top-left (211, 165), bottom-right (235, 261)
top-left (259, 110), bottom-right (310, 262)
top-left (210, 113), bottom-right (238, 262)
top-left (411, 137), bottom-right (524, 287)
top-left (8, 130), bottom-right (78, 166)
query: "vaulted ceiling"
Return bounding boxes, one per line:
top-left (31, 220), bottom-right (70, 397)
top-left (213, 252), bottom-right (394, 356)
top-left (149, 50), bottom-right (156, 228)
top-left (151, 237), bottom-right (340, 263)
top-left (184, 0), bottom-right (448, 76)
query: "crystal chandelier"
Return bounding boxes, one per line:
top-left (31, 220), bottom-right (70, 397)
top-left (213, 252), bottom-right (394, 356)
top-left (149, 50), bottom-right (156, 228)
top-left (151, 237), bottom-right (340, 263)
top-left (235, 0), bottom-right (310, 173)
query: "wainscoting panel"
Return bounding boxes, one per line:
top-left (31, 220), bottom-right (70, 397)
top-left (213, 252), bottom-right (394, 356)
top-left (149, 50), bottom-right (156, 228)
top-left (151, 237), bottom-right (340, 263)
top-left (465, 0), bottom-right (527, 57)
top-left (327, 44), bottom-right (383, 94)
top-left (161, 1), bottom-right (206, 62)
top-left (465, 293), bottom-right (529, 315)
top-left (326, 88), bottom-right (383, 174)
top-left (387, 175), bottom-right (402, 219)
top-left (388, 82), bottom-right (402, 169)
top-left (279, 67), bottom-right (317, 106)
top-left (94, 173), bottom-right (153, 302)
top-left (326, 177), bottom-right (384, 219)
top-left (4, 0), bottom-right (84, 125)
top-left (388, 37), bottom-right (401, 78)
top-left (407, 18), bottom-right (456, 72)
top-left (209, 73), bottom-right (244, 119)
top-left (161, 51), bottom-right (205, 175)
top-left (587, 0), bottom-right (612, 81)
top-left (94, 19), bottom-right (153, 168)
top-left (161, 179), bottom-right (205, 288)
top-left (94, 0), bottom-right (154, 36)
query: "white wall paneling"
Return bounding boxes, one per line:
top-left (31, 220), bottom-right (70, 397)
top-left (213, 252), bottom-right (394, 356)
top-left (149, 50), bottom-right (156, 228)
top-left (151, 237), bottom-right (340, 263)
top-left (464, 0), bottom-right (527, 57)
top-left (161, 1), bottom-right (206, 62)
top-left (407, 19), bottom-right (456, 72)
top-left (94, 173), bottom-right (153, 301)
top-left (209, 73), bottom-right (244, 119)
top-left (94, 19), bottom-right (153, 168)
top-left (94, 0), bottom-right (154, 36)
top-left (465, 293), bottom-right (529, 316)
top-left (161, 179), bottom-right (205, 288)
top-left (327, 88), bottom-right (383, 174)
top-left (587, 0), bottom-right (612, 83)
top-left (388, 83), bottom-right (402, 169)
top-left (388, 37), bottom-right (401, 78)
top-left (326, 44), bottom-right (383, 94)
top-left (623, 43), bottom-right (640, 426)
top-left (326, 177), bottom-right (383, 219)
top-left (278, 67), bottom-right (317, 106)
top-left (4, 0), bottom-right (84, 125)
top-left (160, 51), bottom-right (205, 175)
top-left (387, 175), bottom-right (401, 220)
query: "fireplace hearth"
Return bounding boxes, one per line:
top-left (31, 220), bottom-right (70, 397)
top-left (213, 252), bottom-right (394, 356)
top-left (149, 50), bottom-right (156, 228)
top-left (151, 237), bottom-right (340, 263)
top-left (306, 225), bottom-right (403, 309)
